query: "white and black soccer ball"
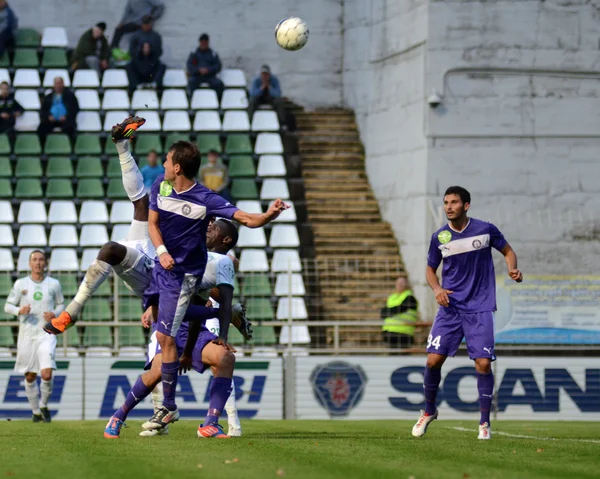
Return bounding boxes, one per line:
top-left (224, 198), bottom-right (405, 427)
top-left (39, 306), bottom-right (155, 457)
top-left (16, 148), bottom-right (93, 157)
top-left (274, 17), bottom-right (309, 51)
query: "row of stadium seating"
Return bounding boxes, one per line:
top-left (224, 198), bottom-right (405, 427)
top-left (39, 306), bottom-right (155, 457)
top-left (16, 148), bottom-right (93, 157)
top-left (9, 27), bottom-right (69, 48)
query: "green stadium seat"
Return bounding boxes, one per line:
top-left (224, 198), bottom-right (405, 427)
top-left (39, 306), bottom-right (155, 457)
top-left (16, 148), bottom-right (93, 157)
top-left (0, 326), bottom-right (14, 347)
top-left (165, 133), bottom-right (190, 147)
top-left (246, 298), bottom-right (275, 321)
top-left (54, 273), bottom-right (79, 296)
top-left (119, 326), bottom-right (146, 347)
top-left (46, 157), bottom-right (73, 177)
top-left (196, 134), bottom-right (221, 153)
top-left (15, 28), bottom-right (40, 48)
top-left (106, 157), bottom-right (122, 178)
top-left (15, 134), bottom-right (42, 155)
top-left (251, 325), bottom-right (277, 346)
top-left (226, 134), bottom-right (252, 154)
top-left (15, 157), bottom-right (43, 178)
top-left (42, 48), bottom-right (68, 68)
top-left (0, 179), bottom-right (12, 198)
top-left (0, 54), bottom-right (8, 67)
top-left (95, 279), bottom-right (112, 296)
top-left (118, 298), bottom-right (143, 321)
top-left (0, 274), bottom-right (12, 296)
top-left (107, 178), bottom-right (127, 199)
top-left (0, 301), bottom-right (12, 321)
top-left (231, 178), bottom-right (258, 200)
top-left (15, 178), bottom-right (43, 198)
top-left (76, 178), bottom-right (104, 198)
top-left (82, 298), bottom-right (112, 321)
top-left (0, 157), bottom-right (12, 177)
top-left (228, 155), bottom-right (256, 177)
top-left (117, 279), bottom-right (136, 297)
top-left (46, 178), bottom-right (74, 198)
top-left (0, 135), bottom-right (10, 155)
top-left (242, 274), bottom-right (272, 297)
top-left (44, 134), bottom-right (72, 155)
top-left (134, 134), bottom-right (162, 155)
top-left (75, 134), bottom-right (102, 156)
top-left (63, 329), bottom-right (81, 347)
top-left (227, 324), bottom-right (245, 345)
top-left (83, 326), bottom-right (113, 347)
top-left (76, 157), bottom-right (103, 178)
top-left (12, 48), bottom-right (39, 68)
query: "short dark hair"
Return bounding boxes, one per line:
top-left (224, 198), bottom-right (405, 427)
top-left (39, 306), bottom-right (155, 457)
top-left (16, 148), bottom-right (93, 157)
top-left (169, 141), bottom-right (201, 179)
top-left (141, 15), bottom-right (153, 25)
top-left (199, 33), bottom-right (209, 42)
top-left (148, 149), bottom-right (158, 156)
top-left (444, 186), bottom-right (471, 205)
top-left (0, 81), bottom-right (8, 87)
top-left (207, 149), bottom-right (219, 156)
top-left (96, 22), bottom-right (107, 31)
top-left (30, 250), bottom-right (46, 261)
top-left (216, 219), bottom-right (238, 250)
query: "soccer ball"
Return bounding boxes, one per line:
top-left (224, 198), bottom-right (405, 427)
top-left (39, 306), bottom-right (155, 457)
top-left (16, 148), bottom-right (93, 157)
top-left (275, 17), bottom-right (309, 51)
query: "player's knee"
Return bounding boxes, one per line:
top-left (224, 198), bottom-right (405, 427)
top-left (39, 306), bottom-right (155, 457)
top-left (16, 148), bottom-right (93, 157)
top-left (41, 370), bottom-right (52, 381)
top-left (25, 372), bottom-right (36, 382)
top-left (217, 349), bottom-right (236, 374)
top-left (474, 358), bottom-right (492, 374)
top-left (98, 241), bottom-right (127, 266)
top-left (426, 354), bottom-right (445, 370)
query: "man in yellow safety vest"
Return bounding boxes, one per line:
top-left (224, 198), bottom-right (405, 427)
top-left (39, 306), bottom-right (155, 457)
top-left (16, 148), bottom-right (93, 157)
top-left (381, 276), bottom-right (418, 348)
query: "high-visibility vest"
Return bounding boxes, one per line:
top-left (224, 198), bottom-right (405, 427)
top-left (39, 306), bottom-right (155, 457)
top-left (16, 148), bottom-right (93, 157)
top-left (382, 289), bottom-right (418, 336)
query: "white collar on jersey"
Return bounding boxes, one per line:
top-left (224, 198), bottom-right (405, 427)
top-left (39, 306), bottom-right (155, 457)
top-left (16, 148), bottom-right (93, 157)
top-left (447, 218), bottom-right (471, 234)
top-left (173, 180), bottom-right (198, 195)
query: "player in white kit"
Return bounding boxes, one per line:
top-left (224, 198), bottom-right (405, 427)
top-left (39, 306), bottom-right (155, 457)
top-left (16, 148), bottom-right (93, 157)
top-left (4, 250), bottom-right (64, 422)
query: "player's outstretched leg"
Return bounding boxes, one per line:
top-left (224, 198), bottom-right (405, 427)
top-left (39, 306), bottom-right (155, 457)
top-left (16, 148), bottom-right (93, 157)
top-left (412, 354), bottom-right (446, 437)
top-left (475, 358), bottom-right (493, 440)
top-left (231, 303), bottom-right (252, 341)
top-left (225, 378), bottom-right (242, 437)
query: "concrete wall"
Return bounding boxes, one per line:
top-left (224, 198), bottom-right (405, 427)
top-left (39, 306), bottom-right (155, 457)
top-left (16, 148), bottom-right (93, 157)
top-left (13, 0), bottom-right (343, 107)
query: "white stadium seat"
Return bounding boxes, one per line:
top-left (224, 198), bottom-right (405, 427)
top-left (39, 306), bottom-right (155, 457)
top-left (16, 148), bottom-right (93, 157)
top-left (162, 111), bottom-right (191, 131)
top-left (73, 70), bottom-right (100, 88)
top-left (79, 201), bottom-right (109, 224)
top-left (43, 69), bottom-right (71, 88)
top-left (277, 297), bottom-right (308, 320)
top-left (160, 89), bottom-right (189, 110)
top-left (221, 89), bottom-right (248, 109)
top-left (80, 248), bottom-right (100, 271)
top-left (191, 89), bottom-right (219, 109)
top-left (237, 227), bottom-right (267, 248)
top-left (134, 110), bottom-right (161, 131)
top-left (239, 249), bottom-right (269, 272)
top-left (0, 225), bottom-right (13, 246)
top-left (49, 225), bottom-right (78, 247)
top-left (50, 248), bottom-right (79, 271)
top-left (272, 200), bottom-right (296, 223)
top-left (102, 89), bottom-right (130, 110)
top-left (17, 224), bottom-right (46, 247)
top-left (13, 69), bottom-right (40, 88)
top-left (0, 69), bottom-right (10, 85)
top-left (257, 155), bottom-right (286, 177)
top-left (279, 325), bottom-right (311, 345)
top-left (15, 89), bottom-right (41, 110)
top-left (118, 347), bottom-right (145, 358)
top-left (269, 225), bottom-right (300, 248)
top-left (235, 200), bottom-right (262, 214)
top-left (0, 201), bottom-right (13, 223)
top-left (163, 69), bottom-right (187, 88)
top-left (254, 133), bottom-right (283, 154)
top-left (222, 111), bottom-right (250, 132)
top-left (0, 248), bottom-right (13, 271)
top-left (193, 111), bottom-right (221, 131)
top-left (220, 69), bottom-right (246, 87)
top-left (252, 110), bottom-right (279, 132)
top-left (103, 111), bottom-right (130, 132)
top-left (251, 347), bottom-right (278, 358)
top-left (79, 225), bottom-right (109, 247)
top-left (17, 248), bottom-right (34, 271)
top-left (271, 249), bottom-right (302, 273)
top-left (102, 69), bottom-right (128, 88)
top-left (76, 111), bottom-right (102, 132)
top-left (41, 27), bottom-right (68, 47)
top-left (85, 347), bottom-right (112, 358)
top-left (55, 347), bottom-right (80, 358)
top-left (15, 111), bottom-right (40, 131)
top-left (275, 273), bottom-right (306, 296)
top-left (111, 224), bottom-right (130, 242)
top-left (48, 201), bottom-right (77, 224)
top-left (131, 90), bottom-right (159, 110)
top-left (110, 201), bottom-right (134, 224)
top-left (75, 89), bottom-right (100, 110)
top-left (260, 179), bottom-right (289, 200)
top-left (18, 200), bottom-right (47, 224)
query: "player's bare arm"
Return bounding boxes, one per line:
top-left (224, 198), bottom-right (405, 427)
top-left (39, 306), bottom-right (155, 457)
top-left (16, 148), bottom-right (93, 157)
top-left (426, 265), bottom-right (453, 307)
top-left (179, 320), bottom-right (203, 374)
top-left (213, 284), bottom-right (235, 351)
top-left (148, 209), bottom-right (175, 270)
top-left (500, 244), bottom-right (522, 282)
top-left (233, 199), bottom-right (289, 227)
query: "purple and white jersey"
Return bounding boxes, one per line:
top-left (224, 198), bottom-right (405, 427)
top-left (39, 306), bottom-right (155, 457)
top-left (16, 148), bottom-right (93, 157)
top-left (427, 218), bottom-right (507, 312)
top-left (149, 175), bottom-right (239, 275)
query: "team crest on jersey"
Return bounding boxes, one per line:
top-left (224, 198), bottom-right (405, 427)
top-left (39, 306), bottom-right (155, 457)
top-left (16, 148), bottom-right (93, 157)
top-left (181, 204), bottom-right (192, 216)
top-left (159, 181), bottom-right (173, 197)
top-left (472, 239), bottom-right (482, 249)
top-left (33, 291), bottom-right (43, 301)
top-left (438, 230), bottom-right (452, 244)
top-left (309, 361), bottom-right (367, 417)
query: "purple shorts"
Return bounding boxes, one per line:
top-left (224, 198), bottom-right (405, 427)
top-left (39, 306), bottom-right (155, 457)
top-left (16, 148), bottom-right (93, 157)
top-left (427, 308), bottom-right (496, 360)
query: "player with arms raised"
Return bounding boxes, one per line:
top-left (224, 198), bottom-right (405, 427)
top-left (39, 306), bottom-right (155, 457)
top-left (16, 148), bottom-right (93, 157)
top-left (411, 186), bottom-right (522, 440)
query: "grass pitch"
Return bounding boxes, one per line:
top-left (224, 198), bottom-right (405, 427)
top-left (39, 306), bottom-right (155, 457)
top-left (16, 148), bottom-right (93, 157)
top-left (0, 420), bottom-right (598, 479)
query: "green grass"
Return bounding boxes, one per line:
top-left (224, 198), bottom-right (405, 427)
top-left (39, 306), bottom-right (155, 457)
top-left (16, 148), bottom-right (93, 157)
top-left (0, 420), bottom-right (598, 479)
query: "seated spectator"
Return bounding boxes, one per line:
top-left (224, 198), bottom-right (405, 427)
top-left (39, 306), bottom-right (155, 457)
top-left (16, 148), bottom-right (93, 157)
top-left (0, 0), bottom-right (17, 59)
top-left (111, 0), bottom-right (164, 50)
top-left (37, 77), bottom-right (79, 143)
top-left (71, 22), bottom-right (110, 74)
top-left (0, 81), bottom-right (23, 134)
top-left (128, 15), bottom-right (162, 59)
top-left (198, 149), bottom-right (230, 201)
top-left (186, 33), bottom-right (224, 99)
top-left (249, 64), bottom-right (287, 128)
top-left (140, 149), bottom-right (164, 193)
top-left (126, 40), bottom-right (165, 94)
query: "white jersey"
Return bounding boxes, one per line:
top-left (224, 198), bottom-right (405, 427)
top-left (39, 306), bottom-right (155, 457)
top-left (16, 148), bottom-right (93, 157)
top-left (198, 252), bottom-right (235, 335)
top-left (6, 276), bottom-right (64, 341)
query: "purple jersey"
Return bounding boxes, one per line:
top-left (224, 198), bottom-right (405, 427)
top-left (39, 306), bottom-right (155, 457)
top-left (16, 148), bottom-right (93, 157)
top-left (149, 175), bottom-right (238, 275)
top-left (427, 218), bottom-right (507, 312)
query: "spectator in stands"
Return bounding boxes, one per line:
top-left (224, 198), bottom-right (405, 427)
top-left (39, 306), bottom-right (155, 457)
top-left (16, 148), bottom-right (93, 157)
top-left (0, 81), bottom-right (23, 134)
top-left (198, 149), bottom-right (230, 201)
top-left (126, 40), bottom-right (165, 94)
top-left (128, 15), bottom-right (162, 59)
top-left (111, 0), bottom-right (164, 50)
top-left (140, 149), bottom-right (164, 193)
top-left (380, 276), bottom-right (418, 349)
top-left (249, 64), bottom-right (287, 128)
top-left (186, 33), bottom-right (224, 99)
top-left (0, 0), bottom-right (17, 58)
top-left (37, 77), bottom-right (79, 143)
top-left (71, 22), bottom-right (110, 74)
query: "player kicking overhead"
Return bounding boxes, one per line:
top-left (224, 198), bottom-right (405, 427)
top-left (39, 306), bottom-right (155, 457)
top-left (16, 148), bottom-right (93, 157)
top-left (4, 251), bottom-right (64, 422)
top-left (411, 186), bottom-right (522, 440)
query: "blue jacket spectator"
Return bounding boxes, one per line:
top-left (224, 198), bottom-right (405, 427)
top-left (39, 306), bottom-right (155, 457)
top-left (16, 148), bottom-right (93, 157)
top-left (248, 65), bottom-right (287, 129)
top-left (186, 33), bottom-right (224, 99)
top-left (0, 0), bottom-right (18, 57)
top-left (126, 40), bottom-right (165, 93)
top-left (129, 16), bottom-right (162, 57)
top-left (111, 0), bottom-right (164, 49)
top-left (141, 150), bottom-right (164, 191)
top-left (250, 70), bottom-right (281, 98)
top-left (38, 77), bottom-right (79, 143)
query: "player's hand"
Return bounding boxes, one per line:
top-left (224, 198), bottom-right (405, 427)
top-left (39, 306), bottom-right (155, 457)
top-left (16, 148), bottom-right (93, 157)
top-left (159, 252), bottom-right (175, 270)
top-left (19, 305), bottom-right (31, 315)
top-left (141, 307), bottom-right (153, 328)
top-left (43, 312), bottom-right (55, 321)
top-left (509, 269), bottom-right (523, 283)
top-left (266, 199), bottom-right (290, 222)
top-left (178, 354), bottom-right (193, 375)
top-left (434, 288), bottom-right (453, 307)
top-left (212, 336), bottom-right (237, 352)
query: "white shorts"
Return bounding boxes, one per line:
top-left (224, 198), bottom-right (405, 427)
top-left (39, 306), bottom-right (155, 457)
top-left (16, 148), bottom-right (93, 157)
top-left (147, 330), bottom-right (159, 365)
top-left (115, 220), bottom-right (155, 298)
top-left (14, 334), bottom-right (57, 374)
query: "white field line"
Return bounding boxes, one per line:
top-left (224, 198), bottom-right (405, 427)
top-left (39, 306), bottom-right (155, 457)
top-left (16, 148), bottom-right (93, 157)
top-left (449, 427), bottom-right (600, 444)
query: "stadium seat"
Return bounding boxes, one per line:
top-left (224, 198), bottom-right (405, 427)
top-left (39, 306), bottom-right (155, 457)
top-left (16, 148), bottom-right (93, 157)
top-left (0, 201), bottom-right (13, 223)
top-left (83, 326), bottom-right (113, 347)
top-left (220, 69), bottom-right (246, 87)
top-left (231, 178), bottom-right (258, 200)
top-left (13, 69), bottom-right (41, 88)
top-left (252, 111), bottom-right (279, 132)
top-left (103, 110), bottom-right (130, 132)
top-left (46, 156), bottom-right (73, 177)
top-left (235, 200), bottom-right (262, 214)
top-left (17, 224), bottom-right (46, 246)
top-left (0, 53), bottom-right (6, 67)
top-left (225, 134), bottom-right (252, 154)
top-left (76, 111), bottom-right (102, 132)
top-left (222, 111), bottom-right (250, 131)
top-left (80, 225), bottom-right (109, 246)
top-left (14, 89), bottom-right (41, 110)
top-left (13, 48), bottom-right (39, 68)
top-left (255, 133), bottom-right (283, 154)
top-left (46, 178), bottom-right (74, 198)
top-left (80, 200), bottom-right (109, 223)
top-left (221, 89), bottom-right (248, 109)
top-left (72, 70), bottom-right (100, 88)
top-left (16, 28), bottom-right (40, 48)
top-left (163, 69), bottom-right (187, 88)
top-left (76, 157), bottom-right (103, 178)
top-left (49, 248), bottom-right (79, 271)
top-left (163, 111), bottom-right (191, 131)
top-left (48, 200), bottom-right (77, 223)
top-left (15, 157), bottom-right (43, 177)
top-left (271, 249), bottom-right (302, 273)
top-left (276, 297), bottom-right (308, 320)
top-left (165, 133), bottom-right (190, 146)
top-left (251, 326), bottom-right (277, 346)
top-left (270, 225), bottom-right (300, 248)
top-left (107, 179), bottom-right (127, 199)
top-left (94, 278), bottom-right (112, 296)
top-left (44, 134), bottom-right (71, 155)
top-left (246, 298), bottom-right (275, 321)
top-left (242, 274), bottom-right (272, 297)
top-left (279, 325), bottom-right (311, 345)
top-left (0, 326), bottom-right (14, 347)
top-left (102, 69), bottom-right (128, 88)
top-left (17, 200), bottom-right (46, 223)
top-left (239, 249), bottom-right (269, 272)
top-left (132, 90), bottom-right (159, 110)
top-left (119, 326), bottom-right (146, 346)
top-left (228, 155), bottom-right (256, 177)
top-left (17, 248), bottom-right (34, 270)
top-left (260, 179), bottom-right (289, 200)
top-left (196, 134), bottom-right (221, 153)
top-left (14, 133), bottom-right (42, 155)
top-left (80, 248), bottom-right (100, 271)
top-left (76, 179), bottom-right (104, 199)
top-left (15, 178), bottom-right (43, 198)
top-left (42, 69), bottom-right (71, 88)
top-left (134, 134), bottom-right (162, 154)
top-left (42, 48), bottom-right (68, 68)
top-left (74, 134), bottom-right (101, 155)
top-left (106, 157), bottom-right (122, 178)
top-left (190, 89), bottom-right (219, 109)
top-left (14, 111), bottom-right (40, 132)
top-left (118, 299), bottom-right (144, 321)
top-left (0, 157), bottom-right (9, 177)
top-left (275, 273), bottom-right (306, 296)
top-left (0, 252), bottom-right (13, 273)
top-left (0, 179), bottom-right (11, 198)
top-left (118, 346), bottom-right (145, 358)
top-left (134, 110), bottom-right (161, 131)
top-left (257, 155), bottom-right (286, 177)
top-left (54, 273), bottom-right (79, 296)
top-left (0, 134), bottom-right (9, 154)
top-left (193, 111), bottom-right (221, 131)
top-left (75, 89), bottom-right (101, 110)
top-left (0, 69), bottom-right (9, 85)
top-left (110, 201), bottom-right (134, 223)
top-left (111, 224), bottom-right (130, 241)
top-left (238, 227), bottom-right (267, 248)
top-left (272, 200), bottom-right (297, 222)
top-left (0, 225), bottom-right (13, 246)
top-left (161, 89), bottom-right (188, 110)
top-left (101, 89), bottom-right (130, 110)
top-left (41, 27), bottom-right (68, 47)
top-left (48, 225), bottom-right (78, 247)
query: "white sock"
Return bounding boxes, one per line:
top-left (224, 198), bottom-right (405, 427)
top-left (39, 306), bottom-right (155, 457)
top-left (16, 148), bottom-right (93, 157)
top-left (152, 383), bottom-right (164, 413)
top-left (225, 379), bottom-right (241, 431)
top-left (117, 140), bottom-right (146, 202)
top-left (67, 260), bottom-right (112, 318)
top-left (40, 379), bottom-right (53, 408)
top-left (25, 380), bottom-right (41, 415)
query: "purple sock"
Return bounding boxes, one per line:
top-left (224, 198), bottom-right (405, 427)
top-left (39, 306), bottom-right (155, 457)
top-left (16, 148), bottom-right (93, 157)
top-left (423, 367), bottom-right (442, 415)
top-left (113, 377), bottom-right (153, 421)
top-left (477, 371), bottom-right (494, 425)
top-left (184, 305), bottom-right (220, 323)
top-left (204, 377), bottom-right (233, 426)
top-left (161, 360), bottom-right (180, 411)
